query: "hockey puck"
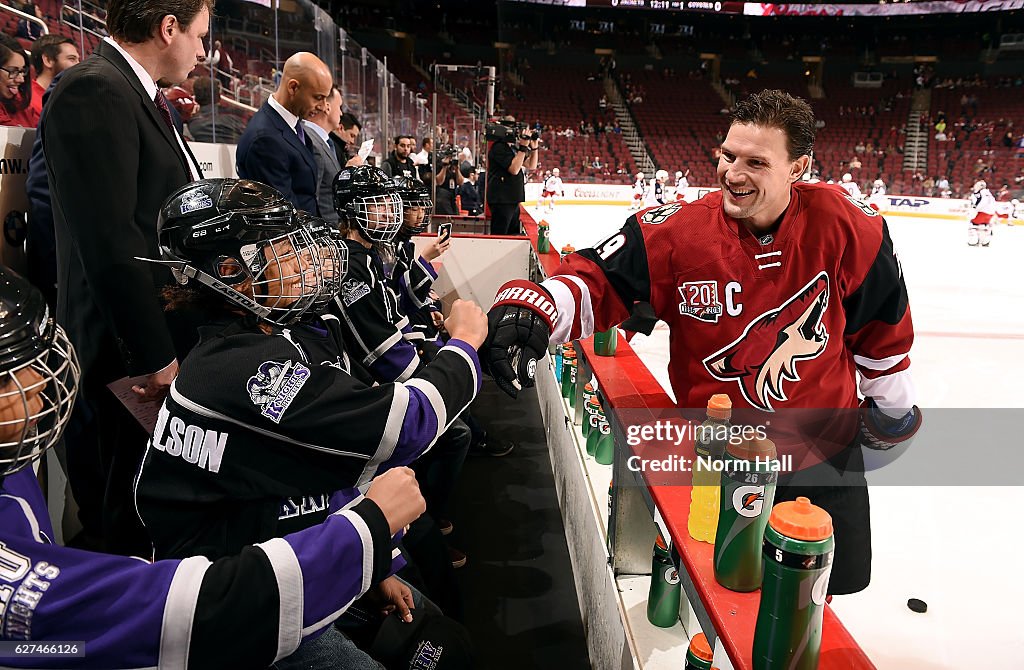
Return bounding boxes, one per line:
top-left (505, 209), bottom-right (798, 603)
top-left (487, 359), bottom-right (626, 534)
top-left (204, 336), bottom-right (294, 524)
top-left (907, 598), bottom-right (927, 613)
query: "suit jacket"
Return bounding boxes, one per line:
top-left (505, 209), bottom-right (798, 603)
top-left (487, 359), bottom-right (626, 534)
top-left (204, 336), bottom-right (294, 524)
top-left (42, 40), bottom-right (203, 378)
top-left (235, 101), bottom-right (318, 214)
top-left (307, 128), bottom-right (341, 224)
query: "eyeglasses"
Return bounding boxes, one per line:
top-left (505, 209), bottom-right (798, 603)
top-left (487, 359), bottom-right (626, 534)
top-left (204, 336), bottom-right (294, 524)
top-left (0, 66), bottom-right (28, 80)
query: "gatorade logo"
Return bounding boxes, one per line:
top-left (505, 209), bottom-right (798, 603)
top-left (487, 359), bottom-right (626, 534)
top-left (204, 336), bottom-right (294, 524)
top-left (811, 562), bottom-right (833, 606)
top-left (664, 566), bottom-right (680, 586)
top-left (732, 485), bottom-right (765, 518)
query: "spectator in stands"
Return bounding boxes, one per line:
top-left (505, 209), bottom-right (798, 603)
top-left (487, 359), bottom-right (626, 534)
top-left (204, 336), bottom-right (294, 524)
top-left (0, 34), bottom-right (33, 127)
top-left (592, 155), bottom-right (603, 170)
top-left (849, 155), bottom-right (862, 171)
top-left (923, 175), bottom-right (935, 196)
top-left (41, 0), bottom-right (211, 555)
top-left (430, 148), bottom-right (465, 216)
top-left (188, 75), bottom-right (246, 143)
top-left (237, 52), bottom-right (333, 214)
top-left (937, 175), bottom-right (951, 198)
top-left (304, 85), bottom-right (343, 224)
top-left (27, 35), bottom-right (80, 125)
top-left (16, 3), bottom-right (45, 41)
top-left (336, 110), bottom-right (363, 166)
top-left (459, 170), bottom-right (483, 216)
top-left (413, 136), bottom-right (432, 169)
top-left (205, 38), bottom-right (232, 88)
top-left (382, 135), bottom-right (418, 181)
top-left (855, 140), bottom-right (866, 155)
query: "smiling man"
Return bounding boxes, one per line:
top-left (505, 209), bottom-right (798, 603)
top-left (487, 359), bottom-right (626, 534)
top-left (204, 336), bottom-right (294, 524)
top-left (42, 0), bottom-right (212, 556)
top-left (481, 89), bottom-right (922, 596)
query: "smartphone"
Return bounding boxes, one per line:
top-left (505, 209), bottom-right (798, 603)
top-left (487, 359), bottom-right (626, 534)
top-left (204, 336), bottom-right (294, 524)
top-left (438, 221), bottom-right (453, 243)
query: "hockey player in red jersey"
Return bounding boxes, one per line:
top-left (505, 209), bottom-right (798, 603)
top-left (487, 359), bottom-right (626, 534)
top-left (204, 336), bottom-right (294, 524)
top-left (481, 90), bottom-right (922, 595)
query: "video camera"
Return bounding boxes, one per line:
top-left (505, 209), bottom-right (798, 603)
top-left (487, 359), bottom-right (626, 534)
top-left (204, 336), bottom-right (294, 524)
top-left (437, 144), bottom-right (460, 162)
top-left (485, 119), bottom-right (539, 143)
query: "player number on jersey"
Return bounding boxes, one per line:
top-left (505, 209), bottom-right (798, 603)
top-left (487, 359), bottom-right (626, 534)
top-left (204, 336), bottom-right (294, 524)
top-left (596, 233), bottom-right (626, 261)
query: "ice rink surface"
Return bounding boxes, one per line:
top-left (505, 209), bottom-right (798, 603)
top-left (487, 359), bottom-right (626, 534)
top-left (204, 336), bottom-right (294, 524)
top-left (534, 202), bottom-right (1024, 668)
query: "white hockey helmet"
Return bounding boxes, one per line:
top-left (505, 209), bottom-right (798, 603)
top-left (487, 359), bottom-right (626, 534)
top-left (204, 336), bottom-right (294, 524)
top-left (842, 173), bottom-right (853, 183)
top-left (636, 172), bottom-right (645, 180)
top-left (552, 167), bottom-right (560, 175)
top-left (873, 179), bottom-right (884, 187)
top-left (973, 180), bottom-right (987, 193)
top-left (655, 169), bottom-right (668, 182)
top-left (1012, 199), bottom-right (1020, 205)
top-left (675, 170), bottom-right (683, 179)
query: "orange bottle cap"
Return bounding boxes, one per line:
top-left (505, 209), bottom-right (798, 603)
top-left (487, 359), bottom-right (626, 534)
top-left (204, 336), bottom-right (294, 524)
top-left (584, 383), bottom-right (594, 392)
top-left (688, 633), bottom-right (713, 662)
top-left (769, 497), bottom-right (833, 541)
top-left (589, 396), bottom-right (601, 407)
top-left (706, 394), bottom-right (732, 420)
top-left (655, 534), bottom-right (669, 550)
top-left (727, 436), bottom-right (776, 461)
top-left (561, 244), bottom-right (575, 253)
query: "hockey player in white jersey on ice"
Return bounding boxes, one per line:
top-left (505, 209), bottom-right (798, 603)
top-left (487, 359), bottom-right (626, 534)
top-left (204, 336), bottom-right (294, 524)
top-left (967, 179), bottom-right (997, 247)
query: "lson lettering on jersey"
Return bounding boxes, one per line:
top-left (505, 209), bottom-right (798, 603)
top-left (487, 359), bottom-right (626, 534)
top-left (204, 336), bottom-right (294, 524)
top-left (152, 404), bottom-right (229, 473)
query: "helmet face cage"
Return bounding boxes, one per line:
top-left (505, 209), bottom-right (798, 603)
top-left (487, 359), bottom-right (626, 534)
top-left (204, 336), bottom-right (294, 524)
top-left (352, 192), bottom-right (404, 243)
top-left (1, 322), bottom-right (79, 477)
top-left (246, 224), bottom-right (341, 325)
top-left (298, 220), bottom-right (349, 315)
top-left (401, 194), bottom-right (434, 235)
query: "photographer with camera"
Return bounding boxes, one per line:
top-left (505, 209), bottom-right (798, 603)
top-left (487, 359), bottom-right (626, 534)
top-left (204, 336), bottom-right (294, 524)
top-left (486, 115), bottom-right (539, 235)
top-left (427, 143), bottom-right (465, 215)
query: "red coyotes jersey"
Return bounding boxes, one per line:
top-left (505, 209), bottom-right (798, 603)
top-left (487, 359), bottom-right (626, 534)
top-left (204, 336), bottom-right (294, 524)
top-left (542, 182), bottom-right (916, 449)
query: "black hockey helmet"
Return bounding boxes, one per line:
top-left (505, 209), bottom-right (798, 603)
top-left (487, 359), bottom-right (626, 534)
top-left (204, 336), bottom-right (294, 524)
top-left (0, 266), bottom-right (79, 477)
top-left (332, 166), bottom-right (404, 243)
top-left (155, 179), bottom-right (341, 325)
top-left (392, 175), bottom-right (434, 236)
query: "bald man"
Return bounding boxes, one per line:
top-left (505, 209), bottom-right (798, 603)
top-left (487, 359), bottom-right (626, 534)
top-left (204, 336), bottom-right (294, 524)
top-left (236, 51), bottom-right (333, 213)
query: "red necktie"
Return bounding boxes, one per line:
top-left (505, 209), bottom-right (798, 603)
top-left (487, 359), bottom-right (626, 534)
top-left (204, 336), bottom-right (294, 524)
top-left (154, 92), bottom-right (175, 131)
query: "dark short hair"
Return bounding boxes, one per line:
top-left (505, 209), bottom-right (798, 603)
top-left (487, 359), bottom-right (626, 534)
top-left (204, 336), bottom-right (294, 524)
top-left (31, 34), bottom-right (75, 72)
top-left (340, 112), bottom-right (361, 131)
top-left (106, 0), bottom-right (214, 44)
top-left (730, 89), bottom-right (815, 160)
top-left (0, 34), bottom-right (30, 113)
top-left (394, 135), bottom-right (414, 146)
top-left (192, 76), bottom-right (219, 106)
top-left (421, 136), bottom-right (433, 146)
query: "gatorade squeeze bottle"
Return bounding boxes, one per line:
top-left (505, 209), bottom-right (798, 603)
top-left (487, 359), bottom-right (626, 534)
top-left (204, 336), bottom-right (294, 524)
top-left (586, 400), bottom-right (604, 457)
top-left (594, 415), bottom-right (614, 465)
top-left (753, 497), bottom-right (834, 670)
top-left (687, 394), bottom-right (732, 543)
top-left (560, 243), bottom-right (576, 261)
top-left (561, 351), bottom-right (577, 405)
top-left (537, 220), bottom-right (551, 253)
top-left (646, 534), bottom-right (681, 628)
top-left (582, 384), bottom-right (596, 438)
top-left (713, 437), bottom-right (778, 592)
top-left (685, 632), bottom-right (715, 670)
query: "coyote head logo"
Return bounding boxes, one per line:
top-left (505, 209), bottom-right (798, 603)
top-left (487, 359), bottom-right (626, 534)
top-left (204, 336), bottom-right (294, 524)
top-left (703, 272), bottom-right (829, 411)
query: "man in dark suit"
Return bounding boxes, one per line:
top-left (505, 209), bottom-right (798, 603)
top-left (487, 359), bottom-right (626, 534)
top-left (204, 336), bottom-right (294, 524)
top-left (236, 52), bottom-right (332, 214)
top-left (303, 85), bottom-right (343, 224)
top-left (336, 111), bottom-right (363, 167)
top-left (41, 0), bottom-right (210, 554)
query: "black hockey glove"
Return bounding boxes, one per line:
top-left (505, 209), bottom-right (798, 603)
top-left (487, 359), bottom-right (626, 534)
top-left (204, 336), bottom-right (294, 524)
top-left (482, 279), bottom-right (556, 399)
top-left (859, 397), bottom-right (922, 451)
